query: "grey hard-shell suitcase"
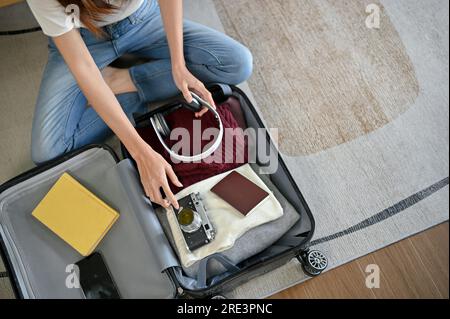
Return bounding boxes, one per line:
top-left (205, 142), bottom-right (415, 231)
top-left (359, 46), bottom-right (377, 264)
top-left (0, 85), bottom-right (327, 299)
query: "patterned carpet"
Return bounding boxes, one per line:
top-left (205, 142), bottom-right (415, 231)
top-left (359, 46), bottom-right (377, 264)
top-left (214, 0), bottom-right (420, 155)
top-left (213, 0), bottom-right (449, 298)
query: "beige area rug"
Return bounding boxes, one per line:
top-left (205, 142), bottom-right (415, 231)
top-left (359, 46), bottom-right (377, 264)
top-left (214, 0), bottom-right (449, 298)
top-left (215, 0), bottom-right (419, 155)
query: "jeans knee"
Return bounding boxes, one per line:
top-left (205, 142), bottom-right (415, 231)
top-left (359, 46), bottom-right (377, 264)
top-left (229, 44), bottom-right (253, 84)
top-left (31, 135), bottom-right (66, 165)
top-left (215, 43), bottom-right (253, 85)
top-left (240, 46), bottom-right (254, 81)
top-left (31, 143), bottom-right (52, 165)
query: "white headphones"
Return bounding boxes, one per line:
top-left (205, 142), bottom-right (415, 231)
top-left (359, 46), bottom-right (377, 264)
top-left (150, 91), bottom-right (224, 162)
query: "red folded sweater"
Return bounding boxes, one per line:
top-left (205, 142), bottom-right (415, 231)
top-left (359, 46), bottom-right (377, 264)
top-left (136, 97), bottom-right (248, 193)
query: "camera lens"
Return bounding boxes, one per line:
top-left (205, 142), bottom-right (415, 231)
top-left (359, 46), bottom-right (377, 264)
top-left (178, 208), bottom-right (194, 225)
top-left (177, 207), bottom-right (202, 233)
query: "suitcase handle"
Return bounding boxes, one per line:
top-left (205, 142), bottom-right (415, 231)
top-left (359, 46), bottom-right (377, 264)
top-left (196, 253), bottom-right (239, 287)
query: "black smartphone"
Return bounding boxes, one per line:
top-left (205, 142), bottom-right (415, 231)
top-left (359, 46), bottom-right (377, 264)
top-left (75, 252), bottom-right (121, 299)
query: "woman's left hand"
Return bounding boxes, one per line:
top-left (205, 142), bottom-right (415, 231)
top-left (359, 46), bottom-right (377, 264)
top-left (172, 64), bottom-right (216, 117)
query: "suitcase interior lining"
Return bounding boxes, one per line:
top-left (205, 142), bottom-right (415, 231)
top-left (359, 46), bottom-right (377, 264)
top-left (0, 148), bottom-right (175, 298)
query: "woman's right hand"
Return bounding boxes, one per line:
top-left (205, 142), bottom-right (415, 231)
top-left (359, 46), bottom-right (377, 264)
top-left (133, 143), bottom-right (182, 209)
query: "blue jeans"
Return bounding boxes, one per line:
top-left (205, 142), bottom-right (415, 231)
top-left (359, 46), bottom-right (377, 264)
top-left (31, 0), bottom-right (252, 164)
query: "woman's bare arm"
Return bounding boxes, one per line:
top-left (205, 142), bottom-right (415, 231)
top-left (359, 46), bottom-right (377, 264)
top-left (53, 29), bottom-right (181, 208)
top-left (158, 0), bottom-right (216, 116)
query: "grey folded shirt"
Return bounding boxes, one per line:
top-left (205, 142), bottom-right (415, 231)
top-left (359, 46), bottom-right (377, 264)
top-left (156, 164), bottom-right (300, 279)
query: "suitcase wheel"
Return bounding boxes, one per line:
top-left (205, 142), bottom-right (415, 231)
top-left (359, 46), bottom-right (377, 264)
top-left (210, 294), bottom-right (227, 299)
top-left (298, 250), bottom-right (328, 277)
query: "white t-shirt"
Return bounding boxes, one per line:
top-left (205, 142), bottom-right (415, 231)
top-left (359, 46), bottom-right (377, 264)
top-left (27, 0), bottom-right (144, 37)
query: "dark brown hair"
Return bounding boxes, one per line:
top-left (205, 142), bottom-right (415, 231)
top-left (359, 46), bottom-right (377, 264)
top-left (57, 0), bottom-right (121, 37)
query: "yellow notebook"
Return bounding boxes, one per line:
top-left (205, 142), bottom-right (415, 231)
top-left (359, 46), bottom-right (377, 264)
top-left (32, 172), bottom-right (119, 256)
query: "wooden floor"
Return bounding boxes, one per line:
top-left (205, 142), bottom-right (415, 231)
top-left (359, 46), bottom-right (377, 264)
top-left (0, 0), bottom-right (22, 9)
top-left (270, 222), bottom-right (449, 299)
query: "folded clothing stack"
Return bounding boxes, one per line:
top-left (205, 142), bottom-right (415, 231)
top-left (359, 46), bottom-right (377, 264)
top-left (136, 97), bottom-right (249, 193)
top-left (157, 164), bottom-right (300, 281)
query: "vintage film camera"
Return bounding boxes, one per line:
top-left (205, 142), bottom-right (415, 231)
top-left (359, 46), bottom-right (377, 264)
top-left (174, 192), bottom-right (215, 251)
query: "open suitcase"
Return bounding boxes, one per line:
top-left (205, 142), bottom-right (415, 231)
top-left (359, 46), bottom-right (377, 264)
top-left (0, 84), bottom-right (327, 299)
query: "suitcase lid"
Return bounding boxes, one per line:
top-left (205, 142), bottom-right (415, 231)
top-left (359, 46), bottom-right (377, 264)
top-left (0, 145), bottom-right (178, 298)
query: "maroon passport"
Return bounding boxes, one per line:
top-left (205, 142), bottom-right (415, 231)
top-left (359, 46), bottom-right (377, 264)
top-left (210, 171), bottom-right (269, 216)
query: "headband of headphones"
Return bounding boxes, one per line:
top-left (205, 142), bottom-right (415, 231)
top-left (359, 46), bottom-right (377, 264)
top-left (150, 91), bottom-right (224, 162)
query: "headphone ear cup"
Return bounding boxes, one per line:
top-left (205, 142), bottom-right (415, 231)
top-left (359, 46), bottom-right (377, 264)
top-left (184, 98), bottom-right (202, 112)
top-left (154, 113), bottom-right (171, 139)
